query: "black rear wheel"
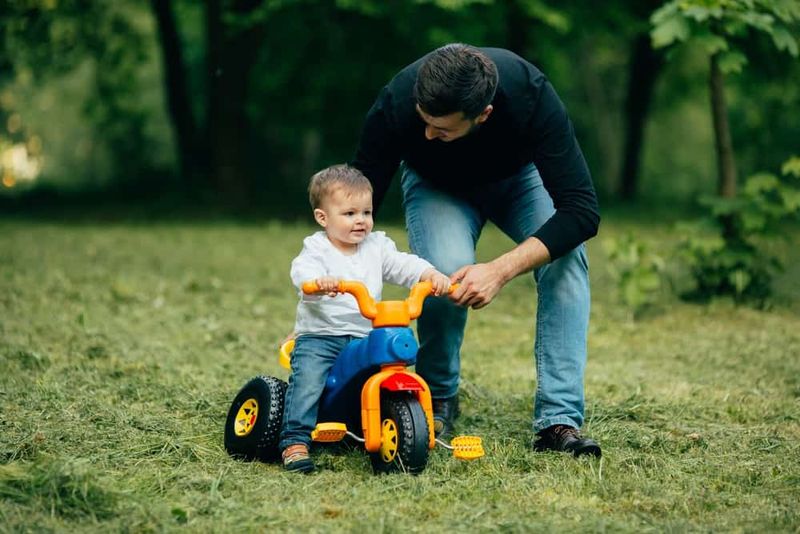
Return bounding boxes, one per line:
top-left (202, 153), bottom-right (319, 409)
top-left (369, 392), bottom-right (429, 474)
top-left (224, 376), bottom-right (287, 462)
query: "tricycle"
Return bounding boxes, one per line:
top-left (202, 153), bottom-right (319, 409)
top-left (223, 279), bottom-right (483, 474)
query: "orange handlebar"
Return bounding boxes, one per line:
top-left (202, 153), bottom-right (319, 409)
top-left (301, 280), bottom-right (378, 319)
top-left (301, 280), bottom-right (458, 326)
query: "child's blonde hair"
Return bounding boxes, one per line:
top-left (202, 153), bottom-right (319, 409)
top-left (308, 164), bottom-right (373, 209)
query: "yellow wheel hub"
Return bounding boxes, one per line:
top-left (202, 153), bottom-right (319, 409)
top-left (380, 419), bottom-right (399, 463)
top-left (234, 398), bottom-right (259, 437)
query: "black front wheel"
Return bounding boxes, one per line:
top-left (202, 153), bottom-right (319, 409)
top-left (369, 392), bottom-right (429, 474)
top-left (224, 376), bottom-right (287, 462)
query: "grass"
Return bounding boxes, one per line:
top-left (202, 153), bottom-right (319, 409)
top-left (1, 212), bottom-right (799, 532)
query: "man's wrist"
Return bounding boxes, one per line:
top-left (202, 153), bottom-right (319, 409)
top-left (492, 237), bottom-right (551, 283)
top-left (489, 255), bottom-right (516, 285)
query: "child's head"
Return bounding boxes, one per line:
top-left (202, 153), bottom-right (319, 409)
top-left (308, 164), bottom-right (374, 251)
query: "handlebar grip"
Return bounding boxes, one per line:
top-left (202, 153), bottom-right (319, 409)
top-left (301, 281), bottom-right (321, 294)
top-left (302, 280), bottom-right (348, 295)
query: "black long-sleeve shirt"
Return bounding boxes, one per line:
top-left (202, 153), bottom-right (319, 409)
top-left (351, 47), bottom-right (599, 260)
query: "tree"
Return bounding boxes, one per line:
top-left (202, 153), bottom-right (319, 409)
top-left (151, 0), bottom-right (203, 193)
top-left (651, 0), bottom-right (800, 198)
top-left (618, 0), bottom-right (666, 201)
top-left (1, 0), bottom-right (160, 191)
top-left (151, 0), bottom-right (269, 203)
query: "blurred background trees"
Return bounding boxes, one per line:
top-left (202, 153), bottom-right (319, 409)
top-left (0, 0), bottom-right (798, 213)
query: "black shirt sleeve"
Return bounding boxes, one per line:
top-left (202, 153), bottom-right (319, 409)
top-left (527, 80), bottom-right (600, 259)
top-left (351, 86), bottom-right (403, 216)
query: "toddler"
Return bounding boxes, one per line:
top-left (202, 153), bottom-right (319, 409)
top-left (279, 164), bottom-right (450, 473)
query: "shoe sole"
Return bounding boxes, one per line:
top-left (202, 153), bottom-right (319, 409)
top-left (532, 442), bottom-right (602, 458)
top-left (571, 444), bottom-right (602, 458)
top-left (284, 460), bottom-right (315, 474)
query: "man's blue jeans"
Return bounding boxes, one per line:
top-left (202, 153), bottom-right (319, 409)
top-left (279, 334), bottom-right (356, 450)
top-left (401, 163), bottom-right (590, 432)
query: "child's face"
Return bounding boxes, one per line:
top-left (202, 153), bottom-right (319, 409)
top-left (314, 187), bottom-right (374, 252)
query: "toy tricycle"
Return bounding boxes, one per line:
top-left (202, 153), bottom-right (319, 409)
top-left (223, 280), bottom-right (483, 474)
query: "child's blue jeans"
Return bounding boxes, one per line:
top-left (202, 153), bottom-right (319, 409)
top-left (279, 334), bottom-right (357, 450)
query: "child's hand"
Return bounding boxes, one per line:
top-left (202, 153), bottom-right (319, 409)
top-left (316, 276), bottom-right (340, 297)
top-left (421, 268), bottom-right (451, 296)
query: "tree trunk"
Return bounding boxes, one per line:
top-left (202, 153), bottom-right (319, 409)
top-left (505, 1), bottom-right (529, 58)
top-left (151, 0), bottom-right (205, 191)
top-left (205, 0), bottom-right (266, 205)
top-left (619, 34), bottom-right (663, 200)
top-left (578, 36), bottom-right (620, 196)
top-left (709, 53), bottom-right (737, 198)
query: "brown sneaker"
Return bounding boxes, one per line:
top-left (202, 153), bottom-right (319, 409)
top-left (282, 444), bottom-right (315, 473)
top-left (533, 425), bottom-right (601, 458)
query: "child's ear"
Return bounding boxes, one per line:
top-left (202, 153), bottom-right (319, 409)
top-left (313, 208), bottom-right (327, 227)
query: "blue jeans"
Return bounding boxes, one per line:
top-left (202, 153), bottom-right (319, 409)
top-left (279, 334), bottom-right (356, 449)
top-left (401, 163), bottom-right (590, 432)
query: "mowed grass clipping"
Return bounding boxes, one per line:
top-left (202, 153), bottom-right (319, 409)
top-left (1, 216), bottom-right (799, 532)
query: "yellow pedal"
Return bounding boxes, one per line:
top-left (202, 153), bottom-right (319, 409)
top-left (450, 436), bottom-right (484, 461)
top-left (311, 422), bottom-right (348, 442)
top-left (278, 339), bottom-right (294, 370)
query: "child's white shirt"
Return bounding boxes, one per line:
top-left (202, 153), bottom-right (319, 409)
top-left (290, 231), bottom-right (433, 337)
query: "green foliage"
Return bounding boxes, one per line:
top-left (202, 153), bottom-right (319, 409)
top-left (604, 233), bottom-right (665, 318)
top-left (1, 0), bottom-right (167, 188)
top-left (677, 156), bottom-right (800, 303)
top-left (1, 0), bottom-right (798, 208)
top-left (651, 0), bottom-right (800, 71)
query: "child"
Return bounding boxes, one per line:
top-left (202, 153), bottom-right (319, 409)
top-left (279, 164), bottom-right (451, 473)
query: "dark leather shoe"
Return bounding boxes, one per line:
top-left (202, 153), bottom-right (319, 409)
top-left (431, 395), bottom-right (460, 438)
top-left (533, 425), bottom-right (601, 458)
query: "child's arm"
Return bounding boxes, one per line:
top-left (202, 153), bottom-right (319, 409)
top-left (379, 233), bottom-right (445, 291)
top-left (419, 268), bottom-right (451, 296)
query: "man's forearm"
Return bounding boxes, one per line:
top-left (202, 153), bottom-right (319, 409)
top-left (491, 236), bottom-right (551, 284)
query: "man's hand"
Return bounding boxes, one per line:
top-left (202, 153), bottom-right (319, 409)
top-left (448, 237), bottom-right (552, 309)
top-left (449, 262), bottom-right (507, 309)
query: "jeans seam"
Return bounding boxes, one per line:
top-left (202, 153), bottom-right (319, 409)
top-left (534, 285), bottom-right (543, 420)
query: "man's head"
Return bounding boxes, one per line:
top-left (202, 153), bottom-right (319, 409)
top-left (308, 164), bottom-right (374, 250)
top-left (414, 43), bottom-right (498, 142)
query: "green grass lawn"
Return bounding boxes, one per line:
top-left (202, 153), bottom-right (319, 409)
top-left (1, 214), bottom-right (799, 532)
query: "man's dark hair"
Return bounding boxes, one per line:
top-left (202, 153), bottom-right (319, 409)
top-left (414, 43), bottom-right (498, 119)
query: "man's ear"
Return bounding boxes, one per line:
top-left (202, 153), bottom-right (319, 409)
top-left (313, 208), bottom-right (327, 227)
top-left (476, 104), bottom-right (493, 124)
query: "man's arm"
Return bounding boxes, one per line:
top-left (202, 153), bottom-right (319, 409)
top-left (448, 77), bottom-right (598, 310)
top-left (450, 236), bottom-right (550, 309)
top-left (527, 80), bottom-right (600, 260)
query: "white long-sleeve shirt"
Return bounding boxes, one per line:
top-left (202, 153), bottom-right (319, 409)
top-left (290, 231), bottom-right (433, 337)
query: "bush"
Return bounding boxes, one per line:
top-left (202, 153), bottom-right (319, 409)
top-left (677, 157), bottom-right (800, 304)
top-left (604, 233), bottom-right (665, 319)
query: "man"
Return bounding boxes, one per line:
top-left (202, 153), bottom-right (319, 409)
top-left (352, 44), bottom-right (601, 457)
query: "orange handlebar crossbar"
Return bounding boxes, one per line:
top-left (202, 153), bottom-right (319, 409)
top-left (301, 280), bottom-right (459, 327)
top-left (301, 280), bottom-right (378, 319)
top-left (339, 281), bottom-right (378, 319)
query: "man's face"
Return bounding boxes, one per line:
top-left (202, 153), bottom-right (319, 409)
top-left (416, 104), bottom-right (493, 142)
